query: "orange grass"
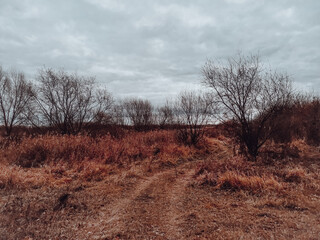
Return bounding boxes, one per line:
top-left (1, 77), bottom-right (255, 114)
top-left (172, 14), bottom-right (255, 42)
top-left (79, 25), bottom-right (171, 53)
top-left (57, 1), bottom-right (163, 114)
top-left (1, 132), bottom-right (320, 239)
top-left (194, 153), bottom-right (284, 193)
top-left (0, 130), bottom-right (205, 188)
top-left (217, 171), bottom-right (282, 192)
top-left (3, 130), bottom-right (197, 165)
top-left (283, 167), bottom-right (307, 183)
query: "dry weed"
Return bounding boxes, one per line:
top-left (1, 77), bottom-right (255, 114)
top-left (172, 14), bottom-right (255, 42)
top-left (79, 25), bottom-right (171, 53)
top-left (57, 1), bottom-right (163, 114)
top-left (217, 171), bottom-right (282, 193)
top-left (0, 130), bottom-right (206, 188)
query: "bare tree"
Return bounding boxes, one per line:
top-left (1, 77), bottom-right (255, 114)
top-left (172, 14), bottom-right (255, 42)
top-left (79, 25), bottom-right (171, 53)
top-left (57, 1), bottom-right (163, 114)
top-left (32, 68), bottom-right (112, 134)
top-left (122, 98), bottom-right (154, 130)
top-left (202, 54), bottom-right (292, 159)
top-left (110, 102), bottom-right (127, 126)
top-left (156, 100), bottom-right (174, 128)
top-left (94, 89), bottom-right (114, 125)
top-left (0, 67), bottom-right (34, 136)
top-left (174, 91), bottom-right (213, 145)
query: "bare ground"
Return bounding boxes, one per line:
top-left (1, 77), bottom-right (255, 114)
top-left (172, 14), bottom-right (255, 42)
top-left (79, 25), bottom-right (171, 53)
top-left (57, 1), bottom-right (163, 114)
top-left (1, 157), bottom-right (320, 239)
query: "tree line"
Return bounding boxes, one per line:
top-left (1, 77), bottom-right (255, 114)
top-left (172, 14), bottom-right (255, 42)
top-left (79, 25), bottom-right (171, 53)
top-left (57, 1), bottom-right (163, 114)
top-left (0, 66), bottom-right (214, 143)
top-left (1, 53), bottom-right (318, 160)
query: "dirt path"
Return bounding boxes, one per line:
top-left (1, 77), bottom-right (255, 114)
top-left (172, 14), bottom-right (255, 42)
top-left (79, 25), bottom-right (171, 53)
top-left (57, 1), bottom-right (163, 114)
top-left (2, 154), bottom-right (320, 239)
top-left (84, 162), bottom-right (195, 239)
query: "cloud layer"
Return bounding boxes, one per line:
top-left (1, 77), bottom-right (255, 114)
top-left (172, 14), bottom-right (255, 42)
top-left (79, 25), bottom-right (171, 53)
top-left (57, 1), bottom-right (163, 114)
top-left (0, 0), bottom-right (319, 104)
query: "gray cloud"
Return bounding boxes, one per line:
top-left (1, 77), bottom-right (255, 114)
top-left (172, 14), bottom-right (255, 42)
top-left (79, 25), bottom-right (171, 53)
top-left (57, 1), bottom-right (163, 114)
top-left (0, 0), bottom-right (319, 105)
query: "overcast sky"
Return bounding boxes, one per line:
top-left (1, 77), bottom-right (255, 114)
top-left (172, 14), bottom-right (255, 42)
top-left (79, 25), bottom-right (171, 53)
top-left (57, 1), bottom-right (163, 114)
top-left (0, 0), bottom-right (319, 105)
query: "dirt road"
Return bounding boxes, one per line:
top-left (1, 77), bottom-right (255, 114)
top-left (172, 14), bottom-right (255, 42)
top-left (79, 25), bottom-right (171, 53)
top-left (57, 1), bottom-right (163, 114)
top-left (1, 157), bottom-right (320, 239)
top-left (84, 162), bottom-right (195, 239)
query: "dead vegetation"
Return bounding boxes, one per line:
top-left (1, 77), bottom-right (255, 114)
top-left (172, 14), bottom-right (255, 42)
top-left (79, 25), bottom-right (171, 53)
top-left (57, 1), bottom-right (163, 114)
top-left (0, 129), bottom-right (319, 239)
top-left (0, 130), bottom-right (203, 190)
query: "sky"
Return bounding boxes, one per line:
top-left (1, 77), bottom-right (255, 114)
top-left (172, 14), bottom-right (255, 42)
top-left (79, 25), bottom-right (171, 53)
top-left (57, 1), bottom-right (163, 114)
top-left (0, 0), bottom-right (319, 105)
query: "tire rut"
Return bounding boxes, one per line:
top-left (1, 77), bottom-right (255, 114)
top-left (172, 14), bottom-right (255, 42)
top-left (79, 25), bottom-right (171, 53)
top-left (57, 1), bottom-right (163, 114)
top-left (83, 162), bottom-right (195, 239)
top-left (114, 165), bottom-right (194, 239)
top-left (164, 169), bottom-right (194, 239)
top-left (104, 169), bottom-right (174, 236)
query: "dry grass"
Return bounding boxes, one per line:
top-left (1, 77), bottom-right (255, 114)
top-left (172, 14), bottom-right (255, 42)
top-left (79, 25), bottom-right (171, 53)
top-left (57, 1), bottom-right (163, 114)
top-left (195, 156), bottom-right (283, 193)
top-left (283, 167), bottom-right (306, 183)
top-left (186, 138), bottom-right (320, 239)
top-left (217, 171), bottom-right (282, 192)
top-left (0, 130), bottom-right (205, 189)
top-left (0, 132), bottom-right (320, 239)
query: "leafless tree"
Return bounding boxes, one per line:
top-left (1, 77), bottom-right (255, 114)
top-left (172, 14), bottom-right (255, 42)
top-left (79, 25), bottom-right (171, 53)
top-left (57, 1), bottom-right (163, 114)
top-left (156, 100), bottom-right (174, 128)
top-left (94, 89), bottom-right (114, 125)
top-left (31, 68), bottom-right (113, 134)
top-left (202, 54), bottom-right (292, 159)
top-left (110, 102), bottom-right (127, 126)
top-left (0, 67), bottom-right (34, 136)
top-left (174, 91), bottom-right (213, 145)
top-left (122, 98), bottom-right (154, 130)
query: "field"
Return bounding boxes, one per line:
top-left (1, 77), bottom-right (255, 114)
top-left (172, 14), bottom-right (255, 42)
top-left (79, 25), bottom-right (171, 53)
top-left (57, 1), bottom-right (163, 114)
top-left (0, 129), bottom-right (319, 240)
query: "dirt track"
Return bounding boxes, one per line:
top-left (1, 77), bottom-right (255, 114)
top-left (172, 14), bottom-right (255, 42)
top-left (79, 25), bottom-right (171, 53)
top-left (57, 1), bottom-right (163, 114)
top-left (83, 162), bottom-right (195, 239)
top-left (1, 157), bottom-right (320, 239)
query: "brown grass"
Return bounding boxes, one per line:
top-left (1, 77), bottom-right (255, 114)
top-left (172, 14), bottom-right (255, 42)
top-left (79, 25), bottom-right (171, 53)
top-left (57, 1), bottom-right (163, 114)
top-left (0, 130), bottom-right (205, 189)
top-left (217, 171), bottom-right (282, 192)
top-left (1, 130), bottom-right (320, 239)
top-left (194, 139), bottom-right (319, 195)
top-left (194, 156), bottom-right (283, 193)
top-left (4, 130), bottom-right (199, 166)
top-left (283, 167), bottom-right (306, 183)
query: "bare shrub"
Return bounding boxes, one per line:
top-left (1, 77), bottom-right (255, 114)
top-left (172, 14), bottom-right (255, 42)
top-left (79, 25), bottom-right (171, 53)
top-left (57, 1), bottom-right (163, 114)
top-left (174, 91), bottom-right (213, 146)
top-left (93, 89), bottom-right (114, 125)
top-left (156, 101), bottom-right (174, 128)
top-left (122, 98), bottom-right (154, 131)
top-left (110, 103), bottom-right (126, 126)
